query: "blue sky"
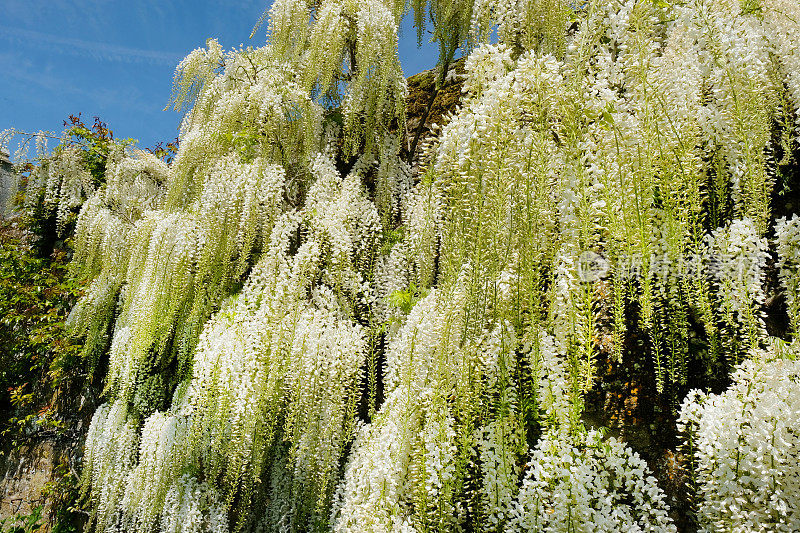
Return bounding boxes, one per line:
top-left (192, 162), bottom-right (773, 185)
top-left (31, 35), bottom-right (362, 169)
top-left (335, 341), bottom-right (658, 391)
top-left (1, 0), bottom-right (440, 158)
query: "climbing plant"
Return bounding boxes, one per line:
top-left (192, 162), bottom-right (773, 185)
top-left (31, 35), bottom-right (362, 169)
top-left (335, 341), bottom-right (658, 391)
top-left (4, 0), bottom-right (800, 531)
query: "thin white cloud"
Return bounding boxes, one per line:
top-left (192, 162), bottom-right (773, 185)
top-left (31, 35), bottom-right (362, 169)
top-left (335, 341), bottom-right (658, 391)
top-left (0, 26), bottom-right (183, 66)
top-left (0, 52), bottom-right (162, 117)
top-left (3, 0), bottom-right (111, 31)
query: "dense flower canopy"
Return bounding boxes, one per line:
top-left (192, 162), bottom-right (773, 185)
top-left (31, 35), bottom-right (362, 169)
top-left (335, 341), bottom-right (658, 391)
top-left (3, 0), bottom-right (800, 531)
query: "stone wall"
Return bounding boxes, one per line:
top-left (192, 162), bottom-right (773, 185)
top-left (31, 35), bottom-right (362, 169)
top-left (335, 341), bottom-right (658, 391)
top-left (0, 150), bottom-right (17, 218)
top-left (1, 441), bottom-right (61, 520)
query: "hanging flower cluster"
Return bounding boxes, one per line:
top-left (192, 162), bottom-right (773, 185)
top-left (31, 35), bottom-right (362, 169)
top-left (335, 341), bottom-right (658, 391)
top-left (20, 144), bottom-right (95, 235)
top-left (678, 352), bottom-right (800, 532)
top-left (66, 149), bottom-right (170, 366)
top-left (264, 0), bottom-right (408, 157)
top-left (509, 428), bottom-right (676, 533)
top-left (71, 149), bottom-right (168, 279)
top-left (472, 0), bottom-right (569, 55)
top-left (160, 475), bottom-right (229, 533)
top-left (705, 218), bottom-right (770, 360)
top-left (764, 0), bottom-right (800, 110)
top-left (59, 0), bottom-right (800, 531)
top-left (79, 151), bottom-right (382, 531)
top-left (81, 401), bottom-right (140, 531)
top-left (333, 288), bottom-right (470, 532)
top-left (776, 215), bottom-right (800, 335)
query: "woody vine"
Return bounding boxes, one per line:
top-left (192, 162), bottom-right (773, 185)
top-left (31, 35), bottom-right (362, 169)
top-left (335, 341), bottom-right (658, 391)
top-left (2, 0), bottom-right (800, 531)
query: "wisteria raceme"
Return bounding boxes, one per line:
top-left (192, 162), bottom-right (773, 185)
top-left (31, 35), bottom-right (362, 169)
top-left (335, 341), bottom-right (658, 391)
top-left (334, 290), bottom-right (460, 533)
top-left (102, 149), bottom-right (169, 223)
top-left (19, 143), bottom-right (97, 235)
top-left (476, 414), bottom-right (523, 529)
top-left (402, 180), bottom-right (442, 288)
top-left (169, 38), bottom-right (224, 113)
top-left (167, 44), bottom-right (321, 209)
top-left (691, 0), bottom-right (778, 233)
top-left (103, 211), bottom-right (199, 403)
top-left (160, 475), bottom-right (228, 533)
top-left (67, 149), bottom-right (169, 364)
top-left (43, 0), bottom-right (800, 531)
top-left (372, 177), bottom-right (442, 325)
top-left (434, 46), bottom-right (562, 332)
top-left (372, 134), bottom-right (413, 226)
top-left (336, 280), bottom-right (524, 531)
top-left (776, 215), bottom-right (800, 335)
top-left (530, 329), bottom-right (572, 429)
top-left (344, 0), bottom-right (407, 156)
top-left (267, 0), bottom-right (310, 59)
top-left (80, 401), bottom-right (140, 532)
top-left (71, 194), bottom-right (131, 283)
top-left (281, 309), bottom-right (366, 528)
top-left (705, 218), bottom-right (769, 359)
top-left (304, 154), bottom-right (383, 294)
top-left (471, 0), bottom-right (569, 55)
top-left (260, 0), bottom-right (408, 158)
top-left (678, 353), bottom-right (800, 532)
top-left (763, 0), bottom-right (800, 139)
top-left (65, 267), bottom-right (126, 371)
top-left (508, 428), bottom-right (677, 533)
top-left (120, 411), bottom-right (190, 532)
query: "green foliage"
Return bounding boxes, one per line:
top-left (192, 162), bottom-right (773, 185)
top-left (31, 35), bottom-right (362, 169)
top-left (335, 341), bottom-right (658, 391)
top-left (144, 137), bottom-right (180, 165)
top-left (0, 115), bottom-right (127, 530)
top-left (61, 115), bottom-right (119, 188)
top-left (387, 282), bottom-right (428, 315)
top-left (0, 221), bottom-right (83, 445)
top-left (9, 115), bottom-right (136, 257)
top-left (0, 505), bottom-right (43, 533)
top-left (42, 460), bottom-right (84, 533)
